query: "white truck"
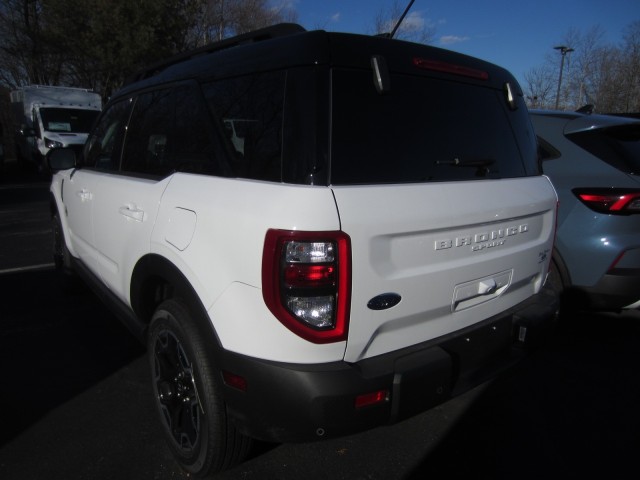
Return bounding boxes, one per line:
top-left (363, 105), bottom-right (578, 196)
top-left (10, 85), bottom-right (101, 172)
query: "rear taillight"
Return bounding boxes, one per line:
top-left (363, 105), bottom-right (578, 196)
top-left (262, 230), bottom-right (351, 343)
top-left (573, 188), bottom-right (640, 214)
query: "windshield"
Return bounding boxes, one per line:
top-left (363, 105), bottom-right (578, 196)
top-left (330, 69), bottom-right (536, 185)
top-left (568, 124), bottom-right (640, 175)
top-left (39, 108), bottom-right (100, 133)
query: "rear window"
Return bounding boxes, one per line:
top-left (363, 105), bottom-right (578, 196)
top-left (330, 69), bottom-right (536, 185)
top-left (567, 124), bottom-right (640, 175)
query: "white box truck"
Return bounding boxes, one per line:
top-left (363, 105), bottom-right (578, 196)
top-left (10, 85), bottom-right (101, 173)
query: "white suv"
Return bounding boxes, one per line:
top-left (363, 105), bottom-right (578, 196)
top-left (49, 24), bottom-right (558, 477)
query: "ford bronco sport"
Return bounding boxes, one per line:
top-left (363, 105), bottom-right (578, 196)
top-left (48, 24), bottom-right (558, 476)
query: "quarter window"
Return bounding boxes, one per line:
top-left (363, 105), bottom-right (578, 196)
top-left (203, 72), bottom-right (286, 181)
top-left (537, 136), bottom-right (561, 161)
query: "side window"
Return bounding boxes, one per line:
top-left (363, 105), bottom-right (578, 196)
top-left (83, 99), bottom-right (131, 170)
top-left (568, 125), bottom-right (640, 174)
top-left (121, 86), bottom-right (220, 177)
top-left (121, 89), bottom-right (173, 176)
top-left (537, 136), bottom-right (561, 161)
top-left (173, 87), bottom-right (221, 174)
top-left (203, 72), bottom-right (285, 181)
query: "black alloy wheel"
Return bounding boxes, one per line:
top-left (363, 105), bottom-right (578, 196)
top-left (152, 328), bottom-right (202, 453)
top-left (148, 299), bottom-right (251, 477)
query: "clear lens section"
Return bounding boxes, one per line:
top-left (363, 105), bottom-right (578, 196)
top-left (628, 197), bottom-right (640, 211)
top-left (285, 241), bottom-right (335, 263)
top-left (286, 295), bottom-right (335, 329)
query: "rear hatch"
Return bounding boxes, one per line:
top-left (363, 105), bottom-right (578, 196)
top-left (328, 65), bottom-right (557, 363)
top-left (334, 179), bottom-right (556, 362)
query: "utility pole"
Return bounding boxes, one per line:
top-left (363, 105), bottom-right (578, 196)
top-left (554, 45), bottom-right (574, 109)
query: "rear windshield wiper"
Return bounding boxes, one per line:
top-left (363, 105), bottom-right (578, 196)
top-left (435, 157), bottom-right (495, 167)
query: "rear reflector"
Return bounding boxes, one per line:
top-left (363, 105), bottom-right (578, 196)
top-left (222, 371), bottom-right (247, 392)
top-left (355, 390), bottom-right (390, 409)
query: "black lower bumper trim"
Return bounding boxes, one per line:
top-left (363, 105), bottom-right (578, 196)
top-left (567, 271), bottom-right (640, 311)
top-left (219, 290), bottom-right (558, 443)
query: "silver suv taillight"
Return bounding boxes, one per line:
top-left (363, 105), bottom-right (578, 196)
top-left (262, 230), bottom-right (351, 343)
top-left (573, 188), bottom-right (640, 214)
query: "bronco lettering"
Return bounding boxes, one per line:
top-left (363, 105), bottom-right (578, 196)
top-left (435, 224), bottom-right (529, 251)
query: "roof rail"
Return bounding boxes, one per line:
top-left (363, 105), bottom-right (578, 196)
top-left (125, 23), bottom-right (306, 85)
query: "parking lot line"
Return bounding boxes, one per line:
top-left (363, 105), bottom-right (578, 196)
top-left (0, 263), bottom-right (55, 275)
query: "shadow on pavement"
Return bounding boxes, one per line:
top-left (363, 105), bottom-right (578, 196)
top-left (408, 311), bottom-right (640, 480)
top-left (0, 268), bottom-right (144, 446)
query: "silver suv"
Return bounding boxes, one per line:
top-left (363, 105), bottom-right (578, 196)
top-left (532, 109), bottom-right (640, 311)
top-left (49, 24), bottom-right (558, 476)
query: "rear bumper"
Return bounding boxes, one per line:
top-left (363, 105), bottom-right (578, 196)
top-left (219, 290), bottom-right (558, 443)
top-left (563, 246), bottom-right (640, 311)
top-left (570, 269), bottom-right (640, 311)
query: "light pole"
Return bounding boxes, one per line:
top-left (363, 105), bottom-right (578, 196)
top-left (554, 45), bottom-right (574, 109)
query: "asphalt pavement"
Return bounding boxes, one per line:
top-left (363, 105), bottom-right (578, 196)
top-left (1, 166), bottom-right (639, 480)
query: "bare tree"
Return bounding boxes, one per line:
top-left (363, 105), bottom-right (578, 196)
top-left (561, 26), bottom-right (607, 109)
top-left (525, 21), bottom-right (640, 113)
top-left (523, 64), bottom-right (556, 108)
top-left (228, 0), bottom-right (297, 35)
top-left (372, 0), bottom-right (435, 44)
top-left (619, 21), bottom-right (640, 112)
top-left (0, 0), bottom-right (297, 95)
top-left (186, 0), bottom-right (297, 47)
top-left (0, 0), bottom-right (65, 87)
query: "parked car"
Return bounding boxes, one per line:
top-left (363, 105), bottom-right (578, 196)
top-left (48, 24), bottom-right (558, 477)
top-left (531, 109), bottom-right (640, 312)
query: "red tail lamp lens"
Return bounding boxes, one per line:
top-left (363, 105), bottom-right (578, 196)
top-left (262, 229), bottom-right (351, 344)
top-left (284, 264), bottom-right (336, 287)
top-left (574, 189), bottom-right (640, 214)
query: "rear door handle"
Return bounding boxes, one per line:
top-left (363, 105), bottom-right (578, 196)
top-left (119, 205), bottom-right (145, 222)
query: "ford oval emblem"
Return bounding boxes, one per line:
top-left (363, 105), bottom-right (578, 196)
top-left (367, 293), bottom-right (402, 311)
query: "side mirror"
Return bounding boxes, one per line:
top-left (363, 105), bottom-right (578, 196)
top-left (19, 126), bottom-right (36, 137)
top-left (48, 148), bottom-right (77, 171)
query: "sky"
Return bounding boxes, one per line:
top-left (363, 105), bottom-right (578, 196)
top-left (291, 0), bottom-right (639, 87)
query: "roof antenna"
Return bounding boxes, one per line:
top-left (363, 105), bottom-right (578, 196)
top-left (389, 0), bottom-right (416, 39)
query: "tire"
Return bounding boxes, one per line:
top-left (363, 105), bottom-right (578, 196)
top-left (545, 259), bottom-right (563, 300)
top-left (546, 258), bottom-right (581, 321)
top-left (148, 299), bottom-right (251, 476)
top-left (52, 212), bottom-right (72, 273)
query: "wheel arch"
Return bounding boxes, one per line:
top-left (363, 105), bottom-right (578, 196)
top-left (551, 246), bottom-right (572, 288)
top-left (130, 254), bottom-right (222, 347)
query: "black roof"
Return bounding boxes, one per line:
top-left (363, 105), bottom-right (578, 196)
top-left (115, 23), bottom-right (518, 101)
